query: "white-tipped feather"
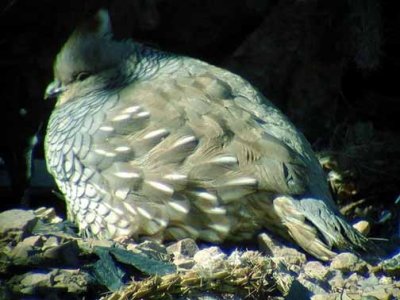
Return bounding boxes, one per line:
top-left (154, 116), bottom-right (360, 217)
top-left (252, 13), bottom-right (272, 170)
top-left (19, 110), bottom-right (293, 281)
top-left (204, 207), bottom-right (226, 215)
top-left (172, 136), bottom-right (197, 148)
top-left (224, 177), bottom-right (257, 186)
top-left (146, 180), bottom-right (174, 194)
top-left (115, 146), bottom-right (131, 152)
top-left (123, 202), bottom-right (137, 215)
top-left (114, 171), bottom-right (140, 179)
top-left (164, 173), bottom-right (187, 181)
top-left (99, 126), bottom-right (114, 132)
top-left (123, 105), bottom-right (140, 113)
top-left (208, 224), bottom-right (231, 234)
top-left (94, 149), bottom-right (116, 157)
top-left (168, 201), bottom-right (190, 214)
top-left (112, 114), bottom-right (131, 121)
top-left (209, 156), bottom-right (238, 164)
top-left (137, 207), bottom-right (153, 219)
top-left (190, 190), bottom-right (218, 202)
top-left (143, 128), bottom-right (169, 139)
top-left (136, 111), bottom-right (150, 118)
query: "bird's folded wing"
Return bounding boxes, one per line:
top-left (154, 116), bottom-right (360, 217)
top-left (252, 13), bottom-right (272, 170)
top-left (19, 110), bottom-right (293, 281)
top-left (92, 70), bottom-right (312, 198)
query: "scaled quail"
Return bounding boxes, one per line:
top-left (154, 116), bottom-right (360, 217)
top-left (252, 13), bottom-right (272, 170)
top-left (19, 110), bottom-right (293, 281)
top-left (44, 9), bottom-right (372, 260)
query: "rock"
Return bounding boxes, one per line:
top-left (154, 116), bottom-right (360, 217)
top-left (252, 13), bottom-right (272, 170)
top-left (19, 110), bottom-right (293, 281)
top-left (330, 252), bottom-right (368, 273)
top-left (167, 240), bottom-right (198, 269)
top-left (362, 289), bottom-right (391, 300)
top-left (10, 236), bottom-right (44, 264)
top-left (311, 294), bottom-right (339, 300)
top-left (173, 258), bottom-right (196, 270)
top-left (285, 279), bottom-right (311, 300)
top-left (346, 272), bottom-right (365, 292)
top-left (303, 261), bottom-right (330, 281)
top-left (378, 276), bottom-right (392, 284)
top-left (258, 233), bottom-right (307, 266)
top-left (353, 220), bottom-right (371, 236)
top-left (227, 250), bottom-right (243, 267)
top-left (1, 206), bottom-right (400, 300)
top-left (274, 271), bottom-right (295, 295)
top-left (42, 236), bottom-right (60, 250)
top-left (193, 247), bottom-right (227, 273)
top-left (135, 240), bottom-right (167, 253)
top-left (0, 209), bottom-right (37, 240)
top-left (288, 264), bottom-right (302, 274)
top-left (359, 274), bottom-right (379, 290)
top-left (18, 272), bottom-right (51, 294)
top-left (132, 240), bottom-right (170, 262)
top-left (167, 238), bottom-right (199, 258)
top-left (237, 250), bottom-right (268, 267)
top-left (42, 240), bottom-right (80, 266)
top-left (9, 234), bottom-right (80, 267)
top-left (34, 207), bottom-right (63, 224)
top-left (8, 269), bottom-right (89, 297)
top-left (51, 269), bottom-right (89, 294)
top-left (298, 277), bottom-right (328, 295)
top-left (328, 271), bottom-right (346, 290)
top-left (380, 253), bottom-right (400, 276)
top-left (391, 287), bottom-right (400, 299)
top-left (360, 296), bottom-right (379, 300)
top-left (79, 238), bottom-right (115, 252)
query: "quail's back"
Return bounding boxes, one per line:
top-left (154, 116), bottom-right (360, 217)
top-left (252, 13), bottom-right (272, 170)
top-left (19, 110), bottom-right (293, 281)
top-left (45, 10), bottom-right (372, 260)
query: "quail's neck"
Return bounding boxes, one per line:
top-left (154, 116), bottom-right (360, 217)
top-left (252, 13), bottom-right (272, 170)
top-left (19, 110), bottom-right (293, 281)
top-left (125, 43), bottom-right (181, 81)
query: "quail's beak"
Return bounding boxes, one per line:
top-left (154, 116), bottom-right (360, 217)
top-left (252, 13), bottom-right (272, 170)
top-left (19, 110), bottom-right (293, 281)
top-left (44, 80), bottom-right (65, 99)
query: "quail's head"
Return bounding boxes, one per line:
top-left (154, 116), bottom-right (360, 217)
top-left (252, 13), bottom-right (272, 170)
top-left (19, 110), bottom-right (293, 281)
top-left (45, 10), bottom-right (133, 105)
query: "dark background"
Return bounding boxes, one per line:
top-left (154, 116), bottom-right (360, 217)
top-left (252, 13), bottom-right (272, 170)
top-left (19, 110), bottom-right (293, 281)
top-left (0, 0), bottom-right (399, 240)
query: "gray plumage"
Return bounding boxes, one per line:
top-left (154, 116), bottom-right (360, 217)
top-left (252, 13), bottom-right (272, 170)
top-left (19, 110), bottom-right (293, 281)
top-left (45, 10), bottom-right (372, 260)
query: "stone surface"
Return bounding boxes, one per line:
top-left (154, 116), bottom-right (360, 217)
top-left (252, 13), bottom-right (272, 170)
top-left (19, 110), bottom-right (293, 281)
top-left (274, 271), bottom-right (295, 295)
top-left (311, 294), bottom-right (338, 300)
top-left (303, 261), bottom-right (330, 281)
top-left (380, 253), bottom-right (400, 276)
top-left (1, 208), bottom-right (400, 299)
top-left (193, 247), bottom-right (227, 273)
top-left (34, 207), bottom-right (63, 224)
top-left (42, 240), bottom-right (80, 266)
top-left (298, 277), bottom-right (328, 295)
top-left (79, 238), bottom-right (115, 251)
top-left (174, 258), bottom-right (196, 270)
top-left (258, 233), bottom-right (307, 266)
top-left (362, 289), bottom-right (391, 300)
top-left (18, 272), bottom-right (51, 293)
top-left (131, 240), bottom-right (170, 262)
top-left (378, 276), bottom-right (392, 284)
top-left (353, 220), bottom-right (371, 236)
top-left (167, 240), bottom-right (198, 270)
top-left (330, 252), bottom-right (368, 273)
top-left (9, 269), bottom-right (89, 296)
top-left (328, 271), bottom-right (346, 290)
top-left (167, 238), bottom-right (199, 258)
top-left (0, 209), bottom-right (37, 240)
top-left (10, 236), bottom-right (44, 264)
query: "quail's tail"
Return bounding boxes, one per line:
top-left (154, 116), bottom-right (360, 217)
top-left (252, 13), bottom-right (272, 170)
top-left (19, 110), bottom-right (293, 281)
top-left (273, 196), bottom-right (379, 261)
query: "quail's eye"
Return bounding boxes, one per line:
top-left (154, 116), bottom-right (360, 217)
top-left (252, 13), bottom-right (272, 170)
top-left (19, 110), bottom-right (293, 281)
top-left (74, 71), bottom-right (91, 82)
